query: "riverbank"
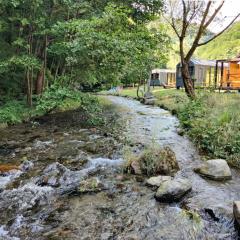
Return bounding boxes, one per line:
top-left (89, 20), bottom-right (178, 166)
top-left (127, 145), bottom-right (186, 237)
top-left (101, 88), bottom-right (240, 168)
top-left (0, 88), bottom-right (105, 128)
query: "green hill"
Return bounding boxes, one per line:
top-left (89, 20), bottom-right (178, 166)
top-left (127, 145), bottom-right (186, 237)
top-left (196, 21), bottom-right (240, 60)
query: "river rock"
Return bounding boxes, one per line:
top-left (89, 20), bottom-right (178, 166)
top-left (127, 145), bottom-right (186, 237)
top-left (35, 162), bottom-right (70, 187)
top-left (144, 92), bottom-right (154, 99)
top-left (0, 164), bottom-right (19, 173)
top-left (146, 175), bottom-right (171, 187)
top-left (143, 92), bottom-right (155, 105)
top-left (130, 161), bottom-right (142, 175)
top-left (155, 178), bottom-right (192, 202)
top-left (194, 159), bottom-right (232, 181)
top-left (233, 201), bottom-right (240, 227)
top-left (77, 177), bottom-right (104, 194)
top-left (144, 98), bottom-right (155, 105)
top-left (20, 160), bottom-right (34, 172)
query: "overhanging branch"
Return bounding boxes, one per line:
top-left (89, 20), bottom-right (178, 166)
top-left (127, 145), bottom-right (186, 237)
top-left (198, 13), bottom-right (240, 46)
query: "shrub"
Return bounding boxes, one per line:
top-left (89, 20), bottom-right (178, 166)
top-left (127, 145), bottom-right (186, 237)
top-left (0, 100), bottom-right (30, 124)
top-left (124, 144), bottom-right (179, 176)
top-left (178, 92), bottom-right (240, 166)
top-left (138, 145), bottom-right (179, 176)
top-left (36, 85), bottom-right (104, 125)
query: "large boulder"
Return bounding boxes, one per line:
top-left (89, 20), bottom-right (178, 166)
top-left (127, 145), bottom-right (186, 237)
top-left (144, 92), bottom-right (154, 99)
top-left (155, 178), bottom-right (192, 202)
top-left (144, 98), bottom-right (155, 105)
top-left (194, 159), bottom-right (232, 181)
top-left (143, 92), bottom-right (155, 105)
top-left (146, 175), bottom-right (171, 187)
top-left (233, 201), bottom-right (240, 227)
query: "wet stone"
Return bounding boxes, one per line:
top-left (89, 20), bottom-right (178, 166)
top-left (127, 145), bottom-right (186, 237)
top-left (130, 161), bottom-right (142, 175)
top-left (76, 178), bottom-right (104, 194)
top-left (146, 175), bottom-right (172, 187)
top-left (35, 162), bottom-right (70, 188)
top-left (20, 160), bottom-right (34, 172)
top-left (233, 201), bottom-right (240, 227)
top-left (155, 178), bottom-right (192, 203)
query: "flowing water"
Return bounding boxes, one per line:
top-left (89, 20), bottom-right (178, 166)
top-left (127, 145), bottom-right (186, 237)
top-left (0, 96), bottom-right (240, 240)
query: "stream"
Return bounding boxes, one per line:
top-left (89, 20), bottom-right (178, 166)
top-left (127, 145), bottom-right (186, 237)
top-left (0, 96), bottom-right (240, 239)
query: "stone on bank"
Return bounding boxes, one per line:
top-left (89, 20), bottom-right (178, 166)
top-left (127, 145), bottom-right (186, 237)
top-left (233, 201), bottom-right (240, 227)
top-left (194, 159), bottom-right (232, 181)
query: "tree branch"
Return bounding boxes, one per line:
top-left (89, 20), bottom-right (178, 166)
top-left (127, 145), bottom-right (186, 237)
top-left (163, 15), bottom-right (180, 38)
top-left (198, 13), bottom-right (240, 46)
top-left (203, 0), bottom-right (224, 29)
top-left (185, 1), bottom-right (212, 60)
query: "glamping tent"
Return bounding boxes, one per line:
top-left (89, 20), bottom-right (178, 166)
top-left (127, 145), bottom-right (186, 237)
top-left (150, 69), bottom-right (176, 87)
top-left (176, 59), bottom-right (217, 88)
top-left (215, 57), bottom-right (240, 90)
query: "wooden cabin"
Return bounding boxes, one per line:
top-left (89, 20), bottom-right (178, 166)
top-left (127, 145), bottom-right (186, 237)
top-left (176, 59), bottom-right (217, 88)
top-left (215, 57), bottom-right (240, 90)
top-left (150, 69), bottom-right (176, 88)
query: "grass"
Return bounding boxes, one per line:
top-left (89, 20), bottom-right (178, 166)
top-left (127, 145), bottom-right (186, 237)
top-left (124, 144), bottom-right (179, 176)
top-left (178, 92), bottom-right (240, 167)
top-left (102, 86), bottom-right (240, 168)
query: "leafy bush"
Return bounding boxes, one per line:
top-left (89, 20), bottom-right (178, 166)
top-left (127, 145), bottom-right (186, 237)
top-left (0, 100), bottom-right (30, 124)
top-left (36, 85), bottom-right (104, 125)
top-left (178, 92), bottom-right (240, 166)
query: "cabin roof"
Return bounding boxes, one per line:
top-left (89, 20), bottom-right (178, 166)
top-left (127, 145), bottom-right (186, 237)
top-left (190, 59), bottom-right (216, 67)
top-left (177, 58), bottom-right (216, 67)
top-left (152, 69), bottom-right (175, 73)
top-left (229, 57), bottom-right (240, 62)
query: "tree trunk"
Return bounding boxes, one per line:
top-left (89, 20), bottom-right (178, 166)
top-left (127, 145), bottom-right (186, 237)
top-left (26, 68), bottom-right (32, 107)
top-left (36, 67), bottom-right (44, 95)
top-left (181, 60), bottom-right (195, 98)
top-left (42, 35), bottom-right (48, 91)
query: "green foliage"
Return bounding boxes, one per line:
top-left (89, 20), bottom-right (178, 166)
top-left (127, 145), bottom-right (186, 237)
top-left (0, 100), bottom-right (30, 124)
top-left (36, 84), bottom-right (79, 113)
top-left (0, 0), bottom-right (168, 126)
top-left (50, 4), bottom-right (169, 88)
top-left (124, 144), bottom-right (177, 176)
top-left (36, 85), bottom-right (103, 125)
top-left (178, 93), bottom-right (240, 166)
top-left (139, 145), bottom-right (177, 176)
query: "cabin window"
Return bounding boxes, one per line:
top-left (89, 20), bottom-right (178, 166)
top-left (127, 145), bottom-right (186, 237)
top-left (151, 73), bottom-right (159, 80)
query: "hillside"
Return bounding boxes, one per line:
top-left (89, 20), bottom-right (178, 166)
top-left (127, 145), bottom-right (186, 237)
top-left (197, 21), bottom-right (240, 60)
top-left (166, 21), bottom-right (240, 68)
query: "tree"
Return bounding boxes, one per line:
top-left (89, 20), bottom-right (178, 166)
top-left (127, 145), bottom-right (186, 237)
top-left (50, 5), bottom-right (168, 89)
top-left (165, 0), bottom-right (240, 98)
top-left (0, 0), bottom-right (167, 105)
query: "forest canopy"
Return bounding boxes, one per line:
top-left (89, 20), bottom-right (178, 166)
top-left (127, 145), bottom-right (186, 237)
top-left (0, 0), bottom-right (169, 106)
